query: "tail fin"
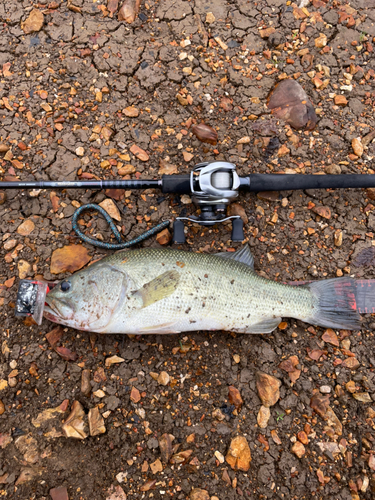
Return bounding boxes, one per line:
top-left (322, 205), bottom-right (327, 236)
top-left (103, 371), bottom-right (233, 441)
top-left (306, 278), bottom-right (361, 330)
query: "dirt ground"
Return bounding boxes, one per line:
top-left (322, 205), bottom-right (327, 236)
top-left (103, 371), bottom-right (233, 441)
top-left (1, 0), bottom-right (375, 498)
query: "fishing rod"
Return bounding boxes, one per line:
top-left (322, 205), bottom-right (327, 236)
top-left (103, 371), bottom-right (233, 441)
top-left (10, 161), bottom-right (375, 325)
top-left (3, 161), bottom-right (375, 243)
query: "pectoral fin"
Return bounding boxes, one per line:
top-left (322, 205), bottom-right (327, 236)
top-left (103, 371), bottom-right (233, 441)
top-left (133, 270), bottom-right (180, 308)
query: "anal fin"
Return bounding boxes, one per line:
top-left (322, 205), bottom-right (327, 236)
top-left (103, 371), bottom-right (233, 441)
top-left (137, 322), bottom-right (181, 334)
top-left (242, 317), bottom-right (281, 334)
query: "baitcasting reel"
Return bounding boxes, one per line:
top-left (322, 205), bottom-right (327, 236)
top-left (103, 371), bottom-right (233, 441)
top-left (172, 162), bottom-right (244, 244)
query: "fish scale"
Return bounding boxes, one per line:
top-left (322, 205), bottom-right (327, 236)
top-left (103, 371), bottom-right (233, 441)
top-left (44, 246), bottom-right (360, 334)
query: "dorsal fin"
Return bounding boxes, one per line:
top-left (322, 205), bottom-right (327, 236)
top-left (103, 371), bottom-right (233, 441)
top-left (216, 245), bottom-right (255, 268)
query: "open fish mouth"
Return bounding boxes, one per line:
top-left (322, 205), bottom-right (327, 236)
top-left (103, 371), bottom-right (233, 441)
top-left (43, 304), bottom-right (63, 323)
top-left (44, 297), bottom-right (74, 323)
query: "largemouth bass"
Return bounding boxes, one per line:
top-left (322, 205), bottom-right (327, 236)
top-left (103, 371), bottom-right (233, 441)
top-left (44, 246), bottom-right (360, 334)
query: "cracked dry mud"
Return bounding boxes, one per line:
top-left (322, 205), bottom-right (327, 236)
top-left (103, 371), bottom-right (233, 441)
top-left (1, 0), bottom-right (375, 499)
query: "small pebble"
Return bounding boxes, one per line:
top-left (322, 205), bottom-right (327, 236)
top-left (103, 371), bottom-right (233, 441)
top-left (320, 385), bottom-right (331, 394)
top-left (157, 371), bottom-right (170, 386)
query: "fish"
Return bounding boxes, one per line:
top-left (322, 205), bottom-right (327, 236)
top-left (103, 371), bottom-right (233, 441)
top-left (43, 245), bottom-right (361, 334)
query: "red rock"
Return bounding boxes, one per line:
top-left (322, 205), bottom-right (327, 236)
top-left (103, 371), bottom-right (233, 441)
top-left (130, 144), bottom-right (149, 161)
top-left (54, 346), bottom-right (78, 362)
top-left (220, 97), bottom-right (233, 111)
top-left (310, 393), bottom-right (330, 418)
top-left (267, 79), bottom-right (317, 130)
top-left (49, 486), bottom-right (69, 500)
top-left (322, 328), bottom-right (339, 347)
top-left (297, 431), bottom-right (309, 445)
top-left (46, 326), bottom-right (64, 347)
top-left (130, 386), bottom-right (141, 403)
top-left (334, 95), bottom-right (347, 106)
top-left (279, 355), bottom-right (301, 384)
top-left (192, 123), bottom-right (218, 145)
top-left (312, 206), bottom-right (331, 219)
top-left (106, 485), bottom-right (127, 500)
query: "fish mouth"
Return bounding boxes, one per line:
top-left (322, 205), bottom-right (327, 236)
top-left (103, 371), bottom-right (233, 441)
top-left (44, 297), bottom-right (74, 323)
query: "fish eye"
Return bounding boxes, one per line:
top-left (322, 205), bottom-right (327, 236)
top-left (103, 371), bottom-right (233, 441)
top-left (60, 280), bottom-right (71, 292)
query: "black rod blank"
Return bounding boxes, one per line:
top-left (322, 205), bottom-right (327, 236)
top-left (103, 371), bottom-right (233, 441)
top-left (1, 174), bottom-right (375, 193)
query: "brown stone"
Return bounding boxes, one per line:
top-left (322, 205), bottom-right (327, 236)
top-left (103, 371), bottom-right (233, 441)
top-left (118, 0), bottom-right (141, 23)
top-left (342, 357), bottom-right (360, 370)
top-left (291, 441), bottom-right (306, 458)
top-left (256, 372), bottom-right (281, 407)
top-left (88, 407), bottom-right (106, 436)
top-left (81, 369), bottom-right (91, 396)
top-left (257, 405), bottom-right (270, 428)
top-left (130, 386), bottom-right (141, 403)
top-left (62, 401), bottom-right (88, 439)
top-left (17, 219), bottom-right (35, 236)
top-left (21, 9), bottom-right (44, 34)
top-left (352, 137), bottom-right (364, 157)
top-left (118, 164), bottom-right (136, 175)
top-left (228, 203), bottom-right (248, 224)
top-left (31, 400), bottom-right (69, 428)
top-left (123, 106), bottom-right (139, 117)
top-left (99, 199), bottom-right (122, 222)
top-left (190, 489), bottom-right (210, 500)
top-left (54, 346), bottom-right (78, 362)
top-left (150, 458), bottom-right (163, 474)
top-left (45, 326), bottom-right (64, 347)
top-left (18, 260), bottom-right (31, 279)
top-left (334, 95), bottom-right (347, 106)
top-left (228, 386), bottom-right (243, 410)
top-left (310, 393), bottom-right (330, 418)
top-left (156, 228), bottom-right (172, 246)
top-left (226, 436), bottom-right (251, 472)
top-left (326, 406), bottom-right (342, 435)
top-left (106, 485), bottom-right (127, 500)
top-left (158, 159), bottom-right (178, 175)
top-left (0, 400), bottom-right (4, 415)
top-left (50, 245), bottom-right (91, 274)
top-left (159, 433), bottom-right (174, 463)
top-left (279, 355), bottom-right (301, 384)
